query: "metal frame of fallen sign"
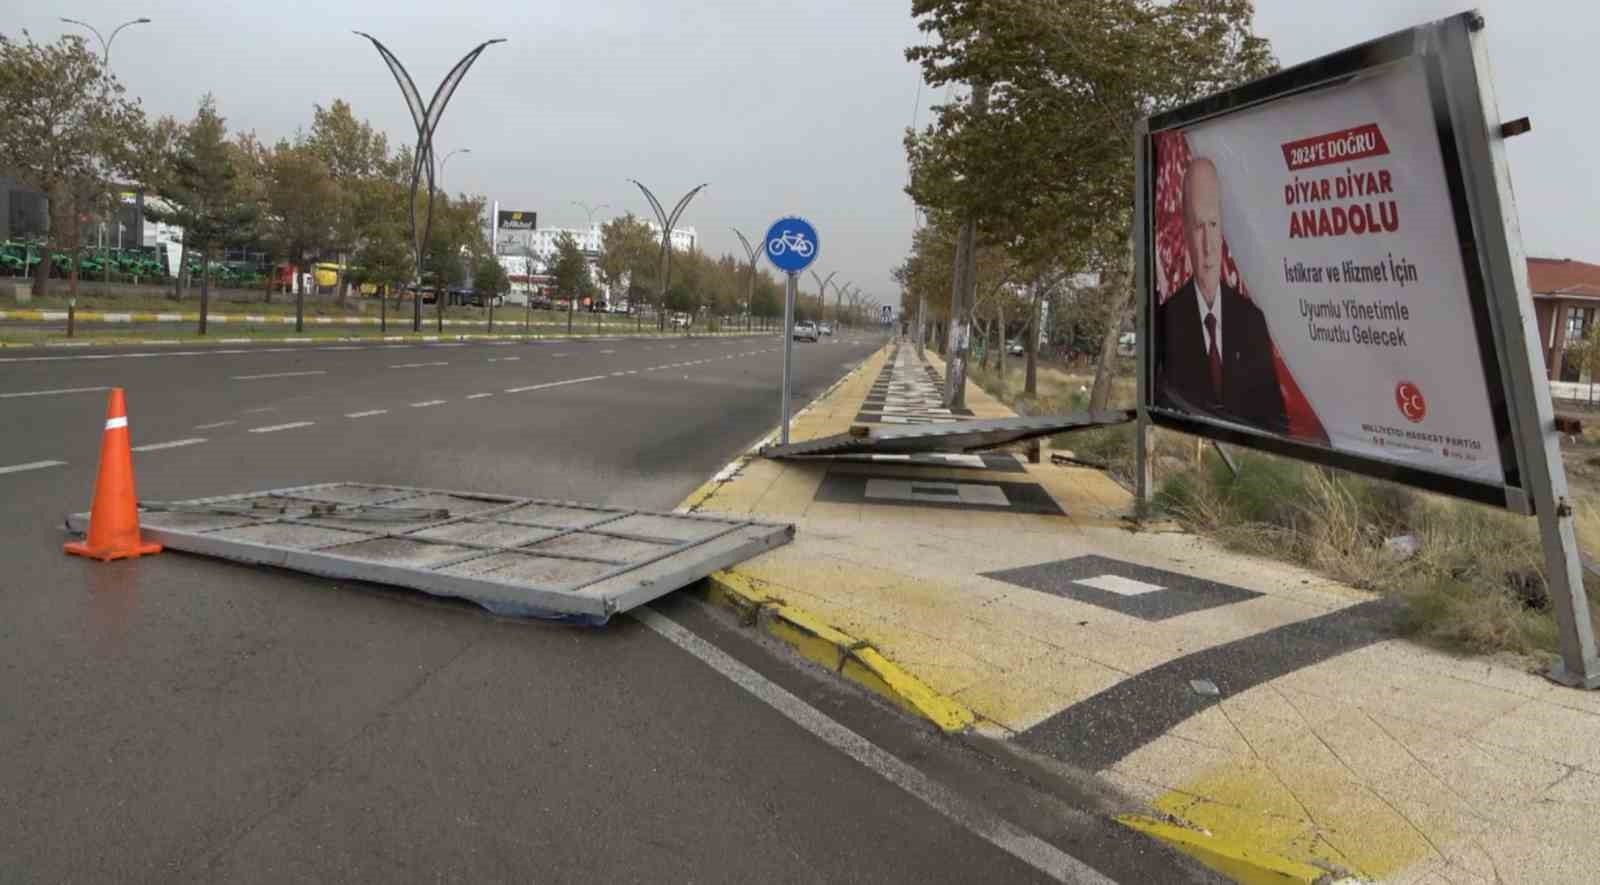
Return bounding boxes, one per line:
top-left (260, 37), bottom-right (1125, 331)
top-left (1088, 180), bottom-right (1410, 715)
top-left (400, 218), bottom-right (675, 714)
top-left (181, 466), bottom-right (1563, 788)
top-left (760, 411), bottom-right (1136, 459)
top-left (65, 482), bottom-right (794, 625)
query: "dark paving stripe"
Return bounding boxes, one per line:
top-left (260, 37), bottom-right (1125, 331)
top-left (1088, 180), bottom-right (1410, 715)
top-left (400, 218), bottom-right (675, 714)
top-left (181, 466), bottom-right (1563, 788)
top-left (814, 471), bottom-right (1066, 516)
top-left (804, 453), bottom-right (1025, 473)
top-left (982, 555), bottom-right (1261, 621)
top-left (1014, 599), bottom-right (1398, 771)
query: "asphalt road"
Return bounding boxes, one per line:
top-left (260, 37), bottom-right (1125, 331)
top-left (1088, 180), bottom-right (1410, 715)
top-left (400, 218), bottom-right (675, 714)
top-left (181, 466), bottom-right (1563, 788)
top-left (0, 332), bottom-right (1216, 883)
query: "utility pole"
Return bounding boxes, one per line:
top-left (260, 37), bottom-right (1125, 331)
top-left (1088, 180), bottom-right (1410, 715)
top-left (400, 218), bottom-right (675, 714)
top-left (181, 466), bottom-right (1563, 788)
top-left (944, 79), bottom-right (988, 410)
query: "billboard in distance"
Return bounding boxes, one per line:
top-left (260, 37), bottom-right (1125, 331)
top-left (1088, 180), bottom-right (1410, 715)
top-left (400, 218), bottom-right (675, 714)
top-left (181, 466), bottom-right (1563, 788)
top-left (1138, 14), bottom-right (1530, 509)
top-left (497, 209), bottom-right (537, 231)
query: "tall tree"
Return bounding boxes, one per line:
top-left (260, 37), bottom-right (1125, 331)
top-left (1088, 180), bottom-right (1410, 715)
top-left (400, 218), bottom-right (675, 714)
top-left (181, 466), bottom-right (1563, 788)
top-left (263, 140), bottom-right (336, 327)
top-left (306, 99), bottom-right (389, 303)
top-left (597, 213), bottom-right (657, 312)
top-left (905, 0), bottom-right (1274, 406)
top-left (0, 32), bottom-right (145, 297)
top-left (144, 97), bottom-right (254, 333)
top-left (551, 231), bottom-right (592, 335)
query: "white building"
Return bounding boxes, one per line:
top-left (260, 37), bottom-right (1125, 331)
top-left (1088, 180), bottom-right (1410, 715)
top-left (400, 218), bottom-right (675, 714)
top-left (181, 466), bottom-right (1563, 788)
top-left (495, 222), bottom-right (698, 262)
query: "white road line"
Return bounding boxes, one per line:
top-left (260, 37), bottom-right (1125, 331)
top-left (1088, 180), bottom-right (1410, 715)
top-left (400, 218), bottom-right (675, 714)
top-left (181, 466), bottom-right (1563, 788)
top-left (467, 393), bottom-right (493, 399)
top-left (131, 438), bottom-right (207, 452)
top-left (504, 375), bottom-right (605, 394)
top-left (390, 361), bottom-right (449, 369)
top-left (231, 370), bottom-right (327, 381)
top-left (345, 409), bottom-right (388, 418)
top-left (600, 349), bottom-right (616, 354)
top-left (552, 353), bottom-right (570, 357)
top-left (411, 400), bottom-right (447, 408)
top-left (249, 421), bottom-right (314, 433)
top-left (487, 356), bottom-right (521, 362)
top-left (194, 420), bottom-right (237, 429)
top-left (0, 460), bottom-right (66, 475)
top-left (610, 371), bottom-right (626, 377)
top-left (0, 385), bottom-right (110, 399)
top-left (633, 608), bottom-right (1111, 885)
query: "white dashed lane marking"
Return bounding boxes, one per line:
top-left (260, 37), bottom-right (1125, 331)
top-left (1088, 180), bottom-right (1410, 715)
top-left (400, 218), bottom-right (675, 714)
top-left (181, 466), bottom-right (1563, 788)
top-left (0, 460), bottom-right (67, 475)
top-left (410, 400), bottom-right (447, 408)
top-left (249, 421), bottom-right (314, 433)
top-left (346, 409), bottom-right (388, 418)
top-left (0, 385), bottom-right (111, 399)
top-left (390, 362), bottom-right (449, 369)
top-left (467, 393), bottom-right (493, 400)
top-left (132, 438), bottom-right (207, 452)
top-left (231, 370), bottom-right (327, 381)
top-left (194, 420), bottom-right (237, 429)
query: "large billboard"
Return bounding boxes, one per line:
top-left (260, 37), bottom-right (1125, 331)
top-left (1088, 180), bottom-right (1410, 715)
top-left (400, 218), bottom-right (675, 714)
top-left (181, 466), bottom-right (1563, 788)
top-left (1137, 12), bottom-right (1539, 510)
top-left (497, 209), bottom-right (537, 231)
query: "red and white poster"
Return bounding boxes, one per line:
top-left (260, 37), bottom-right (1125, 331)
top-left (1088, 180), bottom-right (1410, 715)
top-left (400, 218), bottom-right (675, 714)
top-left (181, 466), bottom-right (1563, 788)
top-left (1150, 57), bottom-right (1506, 486)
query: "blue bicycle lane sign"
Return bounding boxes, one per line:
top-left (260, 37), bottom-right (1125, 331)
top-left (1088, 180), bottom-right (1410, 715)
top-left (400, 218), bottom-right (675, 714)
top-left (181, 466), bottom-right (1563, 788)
top-left (763, 216), bottom-right (819, 274)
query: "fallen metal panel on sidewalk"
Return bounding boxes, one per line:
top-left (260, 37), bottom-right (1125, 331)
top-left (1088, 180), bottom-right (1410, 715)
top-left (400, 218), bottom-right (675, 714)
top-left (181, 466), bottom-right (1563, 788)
top-left (760, 411), bottom-right (1135, 458)
top-left (64, 483), bottom-right (793, 625)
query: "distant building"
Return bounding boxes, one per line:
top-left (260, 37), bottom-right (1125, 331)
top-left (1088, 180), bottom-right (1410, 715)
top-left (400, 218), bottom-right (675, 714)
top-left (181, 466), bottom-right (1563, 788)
top-left (1531, 257), bottom-right (1600, 381)
top-left (494, 222), bottom-right (698, 262)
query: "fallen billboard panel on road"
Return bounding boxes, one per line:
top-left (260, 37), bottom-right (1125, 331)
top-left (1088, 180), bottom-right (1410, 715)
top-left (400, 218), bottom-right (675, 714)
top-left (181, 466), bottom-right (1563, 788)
top-left (66, 483), bottom-right (792, 624)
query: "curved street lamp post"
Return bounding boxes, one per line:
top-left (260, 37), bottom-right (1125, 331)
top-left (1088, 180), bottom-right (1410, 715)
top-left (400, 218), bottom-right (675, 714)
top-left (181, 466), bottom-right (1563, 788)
top-left (355, 32), bottom-right (504, 332)
top-left (629, 180), bottom-right (707, 333)
top-left (731, 227), bottom-right (760, 332)
top-left (61, 17), bottom-right (150, 298)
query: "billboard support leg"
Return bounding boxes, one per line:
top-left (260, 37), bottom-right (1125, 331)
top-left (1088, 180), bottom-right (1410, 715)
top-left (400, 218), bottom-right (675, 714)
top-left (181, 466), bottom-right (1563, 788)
top-left (1441, 17), bottom-right (1599, 687)
top-left (1212, 440), bottom-right (1238, 478)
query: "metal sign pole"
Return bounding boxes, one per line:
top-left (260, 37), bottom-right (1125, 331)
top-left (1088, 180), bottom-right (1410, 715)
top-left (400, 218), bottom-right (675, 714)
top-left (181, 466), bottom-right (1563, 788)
top-left (781, 271), bottom-right (797, 445)
top-left (1441, 16), bottom-right (1598, 687)
top-left (1133, 120), bottom-right (1154, 508)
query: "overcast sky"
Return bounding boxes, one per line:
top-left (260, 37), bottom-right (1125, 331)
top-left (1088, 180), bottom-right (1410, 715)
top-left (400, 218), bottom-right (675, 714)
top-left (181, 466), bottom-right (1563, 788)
top-left (18, 1), bottom-right (1594, 308)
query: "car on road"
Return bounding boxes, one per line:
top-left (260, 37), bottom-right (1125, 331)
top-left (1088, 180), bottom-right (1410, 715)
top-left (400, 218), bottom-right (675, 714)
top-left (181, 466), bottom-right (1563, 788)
top-left (819, 323), bottom-right (833, 336)
top-left (793, 321), bottom-right (819, 342)
top-left (1008, 340), bottom-right (1024, 356)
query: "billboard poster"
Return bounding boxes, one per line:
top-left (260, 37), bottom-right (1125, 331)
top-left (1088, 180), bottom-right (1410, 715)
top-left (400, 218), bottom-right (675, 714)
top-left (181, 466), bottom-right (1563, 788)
top-left (1141, 37), bottom-right (1526, 505)
top-left (497, 209), bottom-right (537, 231)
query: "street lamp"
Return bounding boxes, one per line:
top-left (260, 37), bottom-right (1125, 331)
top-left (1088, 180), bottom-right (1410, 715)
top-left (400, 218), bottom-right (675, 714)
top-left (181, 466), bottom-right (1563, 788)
top-left (60, 17), bottom-right (151, 67)
top-left (355, 32), bottom-right (504, 332)
top-left (628, 180), bottom-right (707, 332)
top-left (809, 270), bottom-right (837, 326)
top-left (731, 227), bottom-right (759, 332)
top-left (572, 201), bottom-right (610, 229)
top-left (62, 16), bottom-right (150, 292)
top-left (438, 147), bottom-right (471, 188)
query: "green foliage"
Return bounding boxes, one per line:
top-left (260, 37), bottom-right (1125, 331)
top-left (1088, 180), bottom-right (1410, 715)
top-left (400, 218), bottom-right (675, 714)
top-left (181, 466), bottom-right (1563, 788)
top-left (473, 254), bottom-right (510, 297)
top-left (145, 96), bottom-right (255, 258)
top-left (551, 231), bottom-right (593, 301)
top-left (597, 213), bottom-right (659, 306)
top-left (0, 31), bottom-right (147, 291)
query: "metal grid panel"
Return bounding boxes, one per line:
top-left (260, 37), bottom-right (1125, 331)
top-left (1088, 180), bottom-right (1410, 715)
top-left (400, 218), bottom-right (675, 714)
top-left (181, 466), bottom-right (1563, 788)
top-left (67, 483), bottom-right (793, 625)
top-left (760, 411), bottom-right (1136, 458)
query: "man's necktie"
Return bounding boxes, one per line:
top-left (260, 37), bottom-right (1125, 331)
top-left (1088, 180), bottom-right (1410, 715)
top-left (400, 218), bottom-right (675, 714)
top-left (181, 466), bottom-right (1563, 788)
top-left (1204, 312), bottom-right (1222, 399)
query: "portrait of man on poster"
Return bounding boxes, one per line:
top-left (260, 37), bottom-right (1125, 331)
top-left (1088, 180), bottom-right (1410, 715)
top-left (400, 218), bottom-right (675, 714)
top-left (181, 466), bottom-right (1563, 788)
top-left (1155, 157), bottom-right (1289, 435)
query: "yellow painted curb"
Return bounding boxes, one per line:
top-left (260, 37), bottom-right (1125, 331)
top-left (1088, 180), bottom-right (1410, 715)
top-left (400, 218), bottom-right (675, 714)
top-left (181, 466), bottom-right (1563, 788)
top-left (702, 571), bottom-right (977, 733)
top-left (1117, 815), bottom-right (1338, 885)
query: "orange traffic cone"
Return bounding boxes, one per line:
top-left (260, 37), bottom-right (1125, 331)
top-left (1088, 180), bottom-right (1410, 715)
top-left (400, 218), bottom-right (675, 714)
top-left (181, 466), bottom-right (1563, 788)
top-left (64, 388), bottom-right (162, 562)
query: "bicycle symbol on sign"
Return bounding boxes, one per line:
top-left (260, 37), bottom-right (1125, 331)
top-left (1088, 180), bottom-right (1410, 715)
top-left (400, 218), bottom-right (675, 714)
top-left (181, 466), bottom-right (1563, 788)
top-left (768, 229), bottom-right (815, 258)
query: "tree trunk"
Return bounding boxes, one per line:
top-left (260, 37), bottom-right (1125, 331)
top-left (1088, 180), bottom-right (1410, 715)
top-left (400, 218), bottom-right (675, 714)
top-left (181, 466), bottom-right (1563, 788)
top-left (996, 300), bottom-right (1007, 379)
top-left (199, 250), bottom-right (210, 336)
top-left (1024, 282), bottom-right (1041, 397)
top-left (32, 241), bottom-right (50, 298)
top-left (262, 261), bottom-right (273, 304)
top-left (1089, 233), bottom-right (1138, 412)
top-left (335, 252), bottom-right (347, 305)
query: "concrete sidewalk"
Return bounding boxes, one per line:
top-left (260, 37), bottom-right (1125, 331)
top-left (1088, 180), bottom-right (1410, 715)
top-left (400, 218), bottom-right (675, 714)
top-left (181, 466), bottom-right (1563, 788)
top-left (683, 341), bottom-right (1600, 884)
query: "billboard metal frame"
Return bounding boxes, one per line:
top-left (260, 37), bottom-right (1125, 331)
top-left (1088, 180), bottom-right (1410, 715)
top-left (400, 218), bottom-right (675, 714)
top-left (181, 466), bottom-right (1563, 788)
top-left (1134, 11), bottom-right (1598, 687)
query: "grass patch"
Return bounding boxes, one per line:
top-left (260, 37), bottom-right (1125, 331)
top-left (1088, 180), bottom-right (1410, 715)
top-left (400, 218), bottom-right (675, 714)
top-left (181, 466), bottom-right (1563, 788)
top-left (1159, 448), bottom-right (1600, 661)
top-left (964, 353), bottom-right (1600, 663)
